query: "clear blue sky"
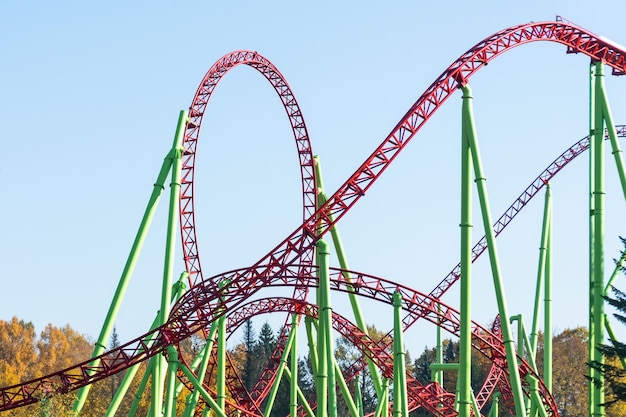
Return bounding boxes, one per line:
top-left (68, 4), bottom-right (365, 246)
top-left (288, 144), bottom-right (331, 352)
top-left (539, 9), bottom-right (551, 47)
top-left (1, 1), bottom-right (626, 354)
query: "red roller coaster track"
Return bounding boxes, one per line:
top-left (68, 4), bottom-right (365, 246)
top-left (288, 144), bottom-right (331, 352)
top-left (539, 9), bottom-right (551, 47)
top-left (1, 19), bottom-right (626, 416)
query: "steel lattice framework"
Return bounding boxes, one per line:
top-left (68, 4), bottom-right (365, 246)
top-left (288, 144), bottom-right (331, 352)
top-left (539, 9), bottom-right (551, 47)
top-left (1, 19), bottom-right (626, 417)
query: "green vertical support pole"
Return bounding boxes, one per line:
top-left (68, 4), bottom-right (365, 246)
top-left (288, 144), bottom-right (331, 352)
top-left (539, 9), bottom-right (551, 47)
top-left (588, 61), bottom-right (598, 417)
top-left (458, 84), bottom-right (474, 417)
top-left (265, 324), bottom-right (296, 416)
top-left (128, 356), bottom-right (155, 416)
top-left (177, 358), bottom-right (227, 417)
top-left (217, 315), bottom-right (226, 412)
top-left (305, 315), bottom-right (319, 377)
top-left (314, 156), bottom-right (383, 399)
top-left (332, 361), bottom-right (359, 417)
top-left (462, 84), bottom-right (526, 417)
top-left (317, 238), bottom-right (330, 417)
top-left (374, 379), bottom-right (389, 417)
top-left (291, 314), bottom-right (299, 417)
top-left (355, 375), bottom-right (364, 417)
top-left (73, 111), bottom-right (187, 414)
top-left (489, 393), bottom-right (500, 417)
top-left (216, 279), bottom-right (230, 415)
top-left (284, 367), bottom-right (316, 417)
top-left (590, 60), bottom-right (606, 417)
top-left (530, 185), bottom-right (552, 357)
top-left (182, 320), bottom-right (220, 417)
top-left (393, 291), bottom-right (408, 417)
top-left (152, 109), bottom-right (187, 417)
top-left (163, 345), bottom-right (180, 417)
top-left (598, 80), bottom-right (626, 199)
top-left (544, 191), bottom-right (553, 393)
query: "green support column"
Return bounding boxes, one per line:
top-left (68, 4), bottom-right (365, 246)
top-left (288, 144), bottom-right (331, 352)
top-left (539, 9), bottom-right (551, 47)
top-left (305, 315), bottom-right (319, 377)
top-left (163, 346), bottom-right (180, 417)
top-left (392, 291), bottom-right (408, 417)
top-left (530, 184), bottom-right (552, 358)
top-left (355, 375), bottom-right (364, 417)
top-left (489, 393), bottom-right (500, 417)
top-left (590, 60), bottom-right (606, 417)
top-left (152, 109), bottom-right (187, 417)
top-left (317, 238), bottom-right (330, 417)
top-left (74, 110), bottom-right (188, 414)
top-left (544, 189), bottom-right (553, 393)
top-left (374, 379), bottom-right (389, 417)
top-left (462, 84), bottom-right (526, 417)
top-left (182, 320), bottom-right (220, 417)
top-left (265, 322), bottom-right (297, 416)
top-left (283, 367), bottom-right (316, 417)
top-left (176, 352), bottom-right (227, 417)
top-left (290, 314), bottom-right (299, 417)
top-left (435, 312), bottom-right (443, 387)
top-left (459, 84), bottom-right (474, 417)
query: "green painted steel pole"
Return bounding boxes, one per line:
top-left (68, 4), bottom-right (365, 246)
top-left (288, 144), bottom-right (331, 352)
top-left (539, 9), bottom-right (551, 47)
top-left (128, 357), bottom-right (155, 416)
top-left (291, 314), bottom-right (299, 417)
top-left (599, 90), bottom-right (626, 199)
top-left (332, 361), bottom-right (359, 417)
top-left (590, 60), bottom-right (606, 417)
top-left (217, 314), bottom-right (226, 412)
top-left (182, 321), bottom-right (219, 417)
top-left (589, 61), bottom-right (599, 417)
top-left (264, 323), bottom-right (296, 416)
top-left (164, 346), bottom-right (180, 417)
top-left (393, 291), bottom-right (408, 417)
top-left (458, 85), bottom-right (474, 417)
top-left (305, 315), bottom-right (319, 377)
top-left (355, 375), bottom-right (364, 417)
top-left (489, 393), bottom-right (500, 417)
top-left (284, 367), bottom-right (316, 417)
top-left (74, 110), bottom-right (187, 413)
top-left (317, 238), bottom-right (330, 417)
top-left (544, 193), bottom-right (553, 393)
top-left (152, 109), bottom-right (187, 417)
top-left (462, 84), bottom-right (526, 417)
top-left (531, 185), bottom-right (552, 357)
top-left (430, 363), bottom-right (460, 372)
top-left (374, 379), bottom-right (389, 417)
top-left (314, 156), bottom-right (383, 398)
top-left (435, 310), bottom-right (443, 386)
top-left (509, 316), bottom-right (538, 372)
top-left (177, 358), bottom-right (227, 417)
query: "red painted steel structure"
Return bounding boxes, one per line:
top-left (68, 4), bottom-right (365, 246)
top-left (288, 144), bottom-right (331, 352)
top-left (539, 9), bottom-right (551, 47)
top-left (1, 19), bottom-right (626, 416)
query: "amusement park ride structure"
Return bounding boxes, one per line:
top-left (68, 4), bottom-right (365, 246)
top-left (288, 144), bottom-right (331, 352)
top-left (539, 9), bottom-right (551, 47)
top-left (2, 17), bottom-right (626, 417)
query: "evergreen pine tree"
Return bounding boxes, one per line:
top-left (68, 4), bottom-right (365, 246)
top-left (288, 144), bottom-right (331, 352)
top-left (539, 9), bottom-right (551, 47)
top-left (242, 319), bottom-right (256, 391)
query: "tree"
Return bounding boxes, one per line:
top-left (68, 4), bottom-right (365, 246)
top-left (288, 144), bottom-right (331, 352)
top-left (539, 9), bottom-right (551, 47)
top-left (590, 286), bottom-right (626, 406)
top-left (589, 238), bottom-right (626, 410)
top-left (0, 317), bottom-right (38, 386)
top-left (241, 319), bottom-right (256, 391)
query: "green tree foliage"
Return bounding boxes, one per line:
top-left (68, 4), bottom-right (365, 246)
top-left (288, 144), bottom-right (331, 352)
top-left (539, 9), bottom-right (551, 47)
top-left (591, 286), bottom-right (626, 406)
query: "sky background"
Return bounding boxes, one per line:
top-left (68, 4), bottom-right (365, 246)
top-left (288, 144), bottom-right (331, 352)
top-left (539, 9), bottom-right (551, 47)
top-left (2, 0), bottom-right (626, 360)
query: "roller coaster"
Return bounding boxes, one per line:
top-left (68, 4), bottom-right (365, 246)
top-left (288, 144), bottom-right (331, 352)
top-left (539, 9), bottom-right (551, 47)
top-left (2, 17), bottom-right (626, 417)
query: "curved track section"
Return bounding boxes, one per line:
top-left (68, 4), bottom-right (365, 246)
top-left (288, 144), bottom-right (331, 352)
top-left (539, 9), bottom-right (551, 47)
top-left (178, 50), bottom-right (318, 408)
top-left (180, 49), bottom-right (317, 289)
